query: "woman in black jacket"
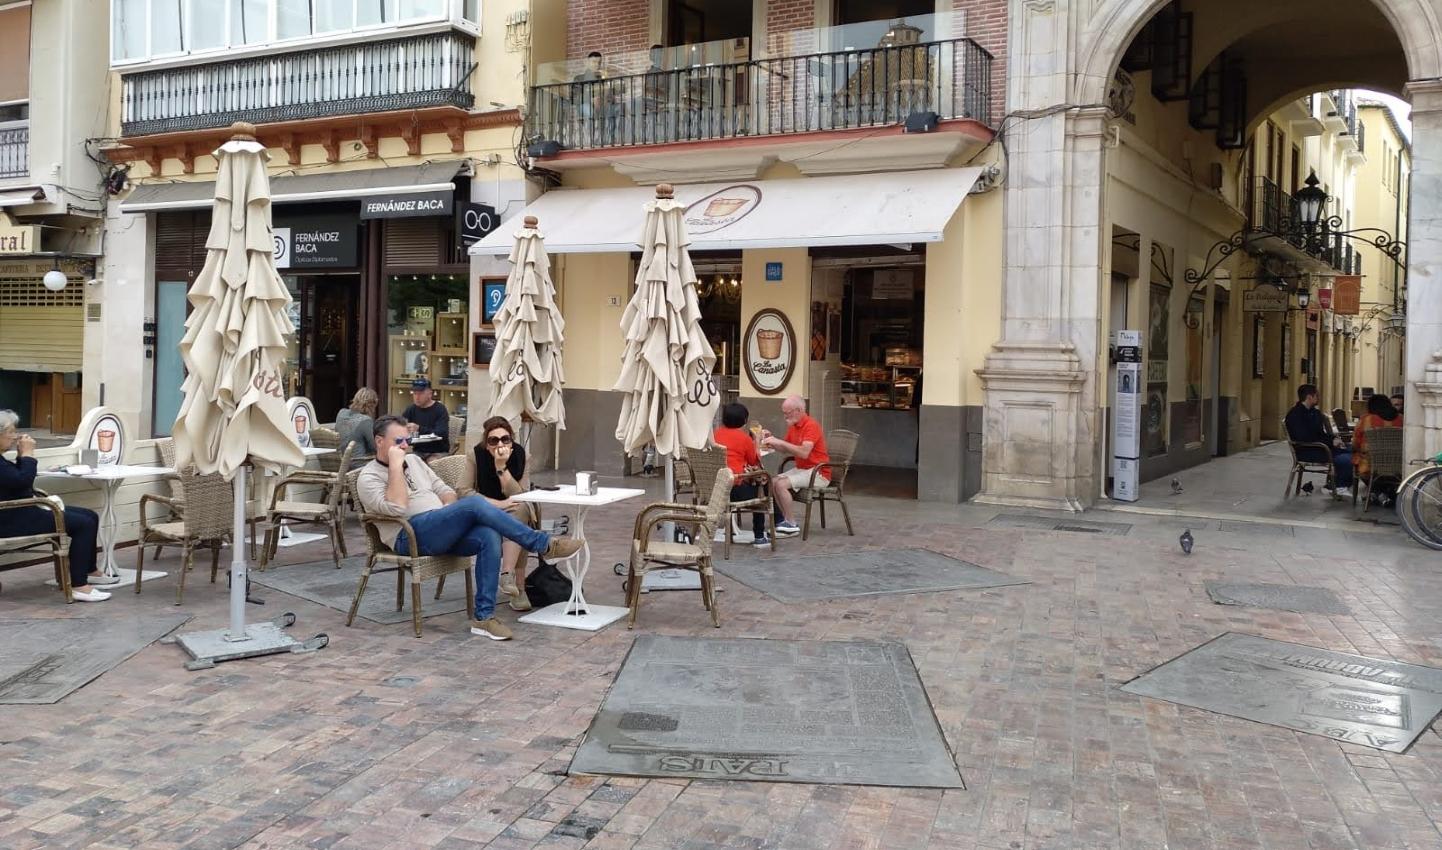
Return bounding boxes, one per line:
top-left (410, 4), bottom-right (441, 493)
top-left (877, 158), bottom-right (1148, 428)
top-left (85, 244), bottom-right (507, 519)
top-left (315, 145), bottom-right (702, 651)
top-left (0, 410), bottom-right (109, 602)
top-left (472, 416), bottom-right (537, 611)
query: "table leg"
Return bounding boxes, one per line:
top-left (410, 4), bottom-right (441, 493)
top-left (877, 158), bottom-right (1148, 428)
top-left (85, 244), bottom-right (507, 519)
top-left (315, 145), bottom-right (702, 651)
top-left (100, 478), bottom-right (121, 577)
top-left (560, 507), bottom-right (591, 616)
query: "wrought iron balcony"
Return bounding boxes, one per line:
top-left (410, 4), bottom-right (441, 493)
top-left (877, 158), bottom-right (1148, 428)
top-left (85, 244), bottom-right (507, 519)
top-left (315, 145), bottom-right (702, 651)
top-left (119, 31), bottom-right (476, 137)
top-left (0, 122), bottom-right (26, 179)
top-left (526, 36), bottom-right (992, 152)
top-left (1248, 177), bottom-right (1373, 275)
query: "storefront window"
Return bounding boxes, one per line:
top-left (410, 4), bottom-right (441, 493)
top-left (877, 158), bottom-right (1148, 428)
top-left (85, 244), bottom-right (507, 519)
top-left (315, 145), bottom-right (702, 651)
top-left (839, 267), bottom-right (922, 410)
top-left (386, 273), bottom-right (469, 419)
top-left (692, 254), bottom-right (744, 399)
top-left (1180, 294), bottom-right (1205, 446)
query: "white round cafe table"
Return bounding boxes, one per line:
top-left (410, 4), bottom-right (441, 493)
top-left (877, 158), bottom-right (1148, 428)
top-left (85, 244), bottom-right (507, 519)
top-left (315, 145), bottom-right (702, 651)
top-left (35, 464), bottom-right (175, 588)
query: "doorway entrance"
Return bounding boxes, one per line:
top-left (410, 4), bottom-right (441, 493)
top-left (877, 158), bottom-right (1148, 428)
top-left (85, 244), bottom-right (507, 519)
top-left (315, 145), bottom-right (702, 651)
top-left (286, 274), bottom-right (361, 422)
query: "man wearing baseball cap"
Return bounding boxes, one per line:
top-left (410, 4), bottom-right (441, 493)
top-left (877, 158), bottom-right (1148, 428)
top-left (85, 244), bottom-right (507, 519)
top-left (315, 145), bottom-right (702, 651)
top-left (402, 378), bottom-right (451, 457)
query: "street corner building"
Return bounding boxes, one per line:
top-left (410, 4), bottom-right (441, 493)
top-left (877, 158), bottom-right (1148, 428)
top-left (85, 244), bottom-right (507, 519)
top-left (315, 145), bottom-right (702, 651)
top-left (4, 0), bottom-right (1438, 516)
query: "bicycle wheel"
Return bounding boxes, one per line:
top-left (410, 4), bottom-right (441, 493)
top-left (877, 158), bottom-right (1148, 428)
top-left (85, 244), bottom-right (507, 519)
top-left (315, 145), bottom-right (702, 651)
top-left (1399, 467), bottom-right (1442, 550)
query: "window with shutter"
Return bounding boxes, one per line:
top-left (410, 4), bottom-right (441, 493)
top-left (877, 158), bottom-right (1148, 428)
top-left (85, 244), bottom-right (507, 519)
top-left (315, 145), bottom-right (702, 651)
top-left (384, 218), bottom-right (443, 268)
top-left (154, 211), bottom-right (211, 276)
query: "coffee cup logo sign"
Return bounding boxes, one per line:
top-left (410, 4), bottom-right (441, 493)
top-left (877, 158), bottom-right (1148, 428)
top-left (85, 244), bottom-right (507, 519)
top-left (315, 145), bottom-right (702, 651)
top-left (742, 309), bottom-right (797, 396)
top-left (87, 414), bottom-right (125, 467)
top-left (684, 185), bottom-right (762, 235)
top-left (287, 397), bottom-right (316, 449)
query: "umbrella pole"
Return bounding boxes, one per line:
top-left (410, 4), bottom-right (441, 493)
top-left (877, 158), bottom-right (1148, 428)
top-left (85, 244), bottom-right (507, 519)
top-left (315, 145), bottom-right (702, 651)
top-left (663, 454), bottom-right (675, 541)
top-left (227, 466), bottom-right (250, 641)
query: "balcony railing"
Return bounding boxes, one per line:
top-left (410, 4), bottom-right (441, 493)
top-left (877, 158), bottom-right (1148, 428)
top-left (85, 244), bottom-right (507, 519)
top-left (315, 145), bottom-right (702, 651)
top-left (120, 31), bottom-right (476, 137)
top-left (0, 122), bottom-right (26, 179)
top-left (527, 37), bottom-right (993, 152)
top-left (1248, 176), bottom-right (1357, 274)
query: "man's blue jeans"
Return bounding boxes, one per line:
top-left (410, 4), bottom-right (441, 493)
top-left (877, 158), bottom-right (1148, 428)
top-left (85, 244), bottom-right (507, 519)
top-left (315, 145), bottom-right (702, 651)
top-left (395, 496), bottom-right (550, 620)
top-left (1333, 451), bottom-right (1354, 488)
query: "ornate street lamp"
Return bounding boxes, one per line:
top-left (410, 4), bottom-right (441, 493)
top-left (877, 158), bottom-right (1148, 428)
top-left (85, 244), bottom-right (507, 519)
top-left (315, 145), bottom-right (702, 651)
top-left (1295, 170), bottom-right (1328, 234)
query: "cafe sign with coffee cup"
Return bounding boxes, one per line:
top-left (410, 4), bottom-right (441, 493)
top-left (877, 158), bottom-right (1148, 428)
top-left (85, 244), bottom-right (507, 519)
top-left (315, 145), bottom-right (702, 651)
top-left (743, 308), bottom-right (796, 395)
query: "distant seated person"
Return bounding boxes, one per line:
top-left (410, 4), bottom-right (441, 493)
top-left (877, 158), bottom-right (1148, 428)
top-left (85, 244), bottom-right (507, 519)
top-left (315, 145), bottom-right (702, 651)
top-left (355, 416), bottom-right (582, 641)
top-left (1353, 393), bottom-right (1404, 504)
top-left (0, 410), bottom-right (110, 602)
top-left (471, 416), bottom-right (538, 613)
top-left (334, 387), bottom-right (378, 468)
top-left (1391, 393), bottom-right (1405, 418)
top-left (1284, 383), bottom-right (1353, 497)
top-left (760, 395), bottom-right (829, 538)
top-left (712, 402), bottom-right (770, 547)
top-left (401, 378), bottom-right (449, 458)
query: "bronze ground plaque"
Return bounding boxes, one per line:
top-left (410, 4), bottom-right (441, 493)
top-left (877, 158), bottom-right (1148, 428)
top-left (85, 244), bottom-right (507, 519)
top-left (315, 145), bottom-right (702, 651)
top-left (570, 636), bottom-right (964, 788)
top-left (1121, 633), bottom-right (1442, 752)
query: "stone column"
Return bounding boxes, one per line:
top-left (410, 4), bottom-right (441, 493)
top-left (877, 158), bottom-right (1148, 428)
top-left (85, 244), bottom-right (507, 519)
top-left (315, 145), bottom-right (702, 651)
top-left (1405, 81), bottom-right (1442, 462)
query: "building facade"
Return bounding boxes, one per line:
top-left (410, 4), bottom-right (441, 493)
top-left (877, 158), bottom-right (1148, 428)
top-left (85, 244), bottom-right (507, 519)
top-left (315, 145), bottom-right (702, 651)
top-left (1351, 101), bottom-right (1410, 401)
top-left (0, 0), bottom-right (110, 436)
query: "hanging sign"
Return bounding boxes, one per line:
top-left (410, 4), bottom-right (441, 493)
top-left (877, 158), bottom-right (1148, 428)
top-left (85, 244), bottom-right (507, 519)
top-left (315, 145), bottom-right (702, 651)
top-left (272, 213), bottom-right (358, 268)
top-left (742, 308), bottom-right (797, 396)
top-left (360, 190), bottom-right (454, 219)
top-left (0, 221), bottom-right (38, 255)
top-left (1243, 283), bottom-right (1289, 312)
top-left (459, 202), bottom-right (498, 246)
top-left (1332, 275), bottom-right (1361, 315)
top-left (1317, 288), bottom-right (1333, 310)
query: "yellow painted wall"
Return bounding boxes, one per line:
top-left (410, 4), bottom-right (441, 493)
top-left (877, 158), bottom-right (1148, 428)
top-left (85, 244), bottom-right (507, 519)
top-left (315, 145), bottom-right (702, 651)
top-left (921, 186), bottom-right (1002, 409)
top-left (739, 247), bottom-right (810, 399)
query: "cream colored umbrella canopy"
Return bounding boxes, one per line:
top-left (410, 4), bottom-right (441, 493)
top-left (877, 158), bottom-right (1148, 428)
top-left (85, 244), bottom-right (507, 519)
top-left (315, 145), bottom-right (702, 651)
top-left (173, 124), bottom-right (305, 478)
top-left (489, 215), bottom-right (566, 428)
top-left (614, 184), bottom-right (719, 456)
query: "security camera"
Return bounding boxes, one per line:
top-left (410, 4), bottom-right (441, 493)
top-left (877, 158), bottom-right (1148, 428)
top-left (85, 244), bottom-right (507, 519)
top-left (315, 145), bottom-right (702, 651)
top-left (86, 278), bottom-right (102, 287)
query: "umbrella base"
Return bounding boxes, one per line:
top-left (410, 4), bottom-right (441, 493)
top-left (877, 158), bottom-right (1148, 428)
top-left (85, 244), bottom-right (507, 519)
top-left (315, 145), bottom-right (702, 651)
top-left (518, 602), bottom-right (629, 631)
top-left (171, 613), bottom-right (328, 670)
top-left (640, 568), bottom-right (702, 592)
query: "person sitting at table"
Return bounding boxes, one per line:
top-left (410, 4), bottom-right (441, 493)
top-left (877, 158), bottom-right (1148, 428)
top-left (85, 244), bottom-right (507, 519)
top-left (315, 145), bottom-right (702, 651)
top-left (401, 378), bottom-right (450, 458)
top-left (356, 416), bottom-right (582, 641)
top-left (761, 395), bottom-right (830, 538)
top-left (1285, 383), bottom-right (1353, 497)
top-left (1353, 392), bottom-right (1404, 504)
top-left (334, 387), bottom-right (378, 468)
top-left (0, 409), bottom-right (111, 602)
top-left (713, 402), bottom-right (769, 547)
top-left (1391, 393), bottom-right (1405, 418)
top-left (472, 416), bottom-right (540, 613)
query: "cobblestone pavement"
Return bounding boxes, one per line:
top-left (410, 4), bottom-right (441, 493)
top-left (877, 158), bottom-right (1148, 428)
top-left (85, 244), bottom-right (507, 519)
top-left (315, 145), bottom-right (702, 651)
top-left (3, 469), bottom-right (1442, 850)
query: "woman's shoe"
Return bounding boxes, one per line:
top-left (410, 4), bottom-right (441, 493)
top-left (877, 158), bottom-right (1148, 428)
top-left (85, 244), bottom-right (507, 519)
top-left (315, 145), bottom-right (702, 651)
top-left (87, 573), bottom-right (121, 586)
top-left (499, 571), bottom-right (519, 597)
top-left (509, 590), bottom-right (533, 612)
top-left (71, 588), bottom-right (111, 602)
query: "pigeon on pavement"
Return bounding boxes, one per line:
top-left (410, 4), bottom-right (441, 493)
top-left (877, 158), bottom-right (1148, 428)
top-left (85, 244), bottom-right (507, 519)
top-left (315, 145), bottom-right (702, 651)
top-left (1170, 477), bottom-right (1184, 494)
top-left (1179, 529), bottom-right (1194, 555)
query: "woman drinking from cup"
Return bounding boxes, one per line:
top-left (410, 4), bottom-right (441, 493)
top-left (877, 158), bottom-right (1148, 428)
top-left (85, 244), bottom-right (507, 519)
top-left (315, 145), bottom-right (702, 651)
top-left (471, 417), bottom-right (538, 611)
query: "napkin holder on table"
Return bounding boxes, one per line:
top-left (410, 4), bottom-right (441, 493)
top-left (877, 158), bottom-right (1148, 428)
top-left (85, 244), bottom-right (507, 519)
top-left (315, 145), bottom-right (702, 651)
top-left (575, 471), bottom-right (599, 495)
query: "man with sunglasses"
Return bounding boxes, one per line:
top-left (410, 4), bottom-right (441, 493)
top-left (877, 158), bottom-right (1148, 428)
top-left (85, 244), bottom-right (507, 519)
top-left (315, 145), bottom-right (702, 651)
top-left (355, 416), bottom-right (583, 641)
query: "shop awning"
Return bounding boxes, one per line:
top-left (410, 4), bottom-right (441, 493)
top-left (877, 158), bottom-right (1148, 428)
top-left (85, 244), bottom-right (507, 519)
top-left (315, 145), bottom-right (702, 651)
top-left (0, 187), bottom-right (46, 208)
top-left (468, 167), bottom-right (985, 255)
top-left (119, 162), bottom-right (471, 213)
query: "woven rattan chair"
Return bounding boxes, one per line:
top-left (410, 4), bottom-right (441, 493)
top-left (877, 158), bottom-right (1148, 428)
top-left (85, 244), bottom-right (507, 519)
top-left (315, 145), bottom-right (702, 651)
top-left (1283, 418), bottom-right (1339, 499)
top-left (428, 454), bottom-right (471, 494)
top-left (725, 467), bottom-right (776, 558)
top-left (309, 427), bottom-right (344, 474)
top-left (448, 416), bottom-right (467, 455)
top-left (136, 468), bottom-right (234, 605)
top-left (674, 445), bottom-right (728, 506)
top-left (260, 441), bottom-right (356, 570)
top-left (0, 492), bottom-right (72, 602)
top-left (1355, 426), bottom-right (1405, 512)
top-left (345, 469), bottom-right (476, 637)
top-left (778, 429), bottom-right (859, 540)
top-left (625, 466), bottom-right (731, 630)
top-left (150, 438), bottom-right (186, 560)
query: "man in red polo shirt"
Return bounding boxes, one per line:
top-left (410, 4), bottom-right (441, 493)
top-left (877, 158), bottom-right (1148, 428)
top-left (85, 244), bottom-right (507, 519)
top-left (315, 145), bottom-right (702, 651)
top-left (761, 395), bottom-right (829, 537)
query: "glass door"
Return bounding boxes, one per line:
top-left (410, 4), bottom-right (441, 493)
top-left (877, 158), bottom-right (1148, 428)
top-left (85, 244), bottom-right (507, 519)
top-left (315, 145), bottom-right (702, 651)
top-left (152, 279), bottom-right (188, 437)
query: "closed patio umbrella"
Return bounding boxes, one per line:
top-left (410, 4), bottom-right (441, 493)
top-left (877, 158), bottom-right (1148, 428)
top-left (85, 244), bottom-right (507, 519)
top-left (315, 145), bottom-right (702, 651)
top-left (489, 215), bottom-right (566, 431)
top-left (170, 123), bottom-right (320, 665)
top-left (614, 183), bottom-right (720, 458)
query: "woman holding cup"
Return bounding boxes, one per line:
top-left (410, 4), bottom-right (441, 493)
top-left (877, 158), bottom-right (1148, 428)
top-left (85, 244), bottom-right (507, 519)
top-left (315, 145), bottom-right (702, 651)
top-left (471, 417), bottom-right (540, 611)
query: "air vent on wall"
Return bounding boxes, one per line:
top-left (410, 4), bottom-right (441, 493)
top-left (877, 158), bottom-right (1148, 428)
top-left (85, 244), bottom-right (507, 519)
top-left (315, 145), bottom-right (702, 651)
top-left (86, 303), bottom-right (102, 321)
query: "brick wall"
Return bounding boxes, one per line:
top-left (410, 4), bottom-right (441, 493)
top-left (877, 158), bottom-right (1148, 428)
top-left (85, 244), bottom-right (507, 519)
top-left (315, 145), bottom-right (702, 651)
top-left (566, 0), bottom-right (651, 59)
top-left (766, 0), bottom-right (817, 54)
top-left (952, 0), bottom-right (1006, 123)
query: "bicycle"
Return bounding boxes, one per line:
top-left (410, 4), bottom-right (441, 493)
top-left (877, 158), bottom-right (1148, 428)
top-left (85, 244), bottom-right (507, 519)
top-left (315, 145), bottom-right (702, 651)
top-left (1396, 456), bottom-right (1442, 550)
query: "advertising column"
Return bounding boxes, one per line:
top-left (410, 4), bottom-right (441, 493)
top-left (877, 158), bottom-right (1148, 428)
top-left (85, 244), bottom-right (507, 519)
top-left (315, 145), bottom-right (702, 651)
top-left (1113, 329), bottom-right (1142, 501)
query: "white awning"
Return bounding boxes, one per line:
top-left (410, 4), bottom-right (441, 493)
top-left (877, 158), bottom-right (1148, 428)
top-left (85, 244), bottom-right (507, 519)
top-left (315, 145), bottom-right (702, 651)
top-left (119, 162), bottom-right (470, 212)
top-left (469, 167), bottom-right (985, 255)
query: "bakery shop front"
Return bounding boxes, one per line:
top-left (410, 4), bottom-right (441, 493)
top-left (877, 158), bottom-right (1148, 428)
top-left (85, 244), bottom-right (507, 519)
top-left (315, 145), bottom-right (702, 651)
top-left (471, 165), bottom-right (1003, 502)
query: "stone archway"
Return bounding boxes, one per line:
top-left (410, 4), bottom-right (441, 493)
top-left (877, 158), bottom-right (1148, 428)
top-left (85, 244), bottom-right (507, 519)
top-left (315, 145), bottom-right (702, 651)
top-left (976, 0), bottom-right (1442, 510)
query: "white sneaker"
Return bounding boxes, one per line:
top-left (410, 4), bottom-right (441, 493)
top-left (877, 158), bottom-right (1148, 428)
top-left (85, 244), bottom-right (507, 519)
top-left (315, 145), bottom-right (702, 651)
top-left (87, 573), bottom-right (121, 586)
top-left (1335, 487), bottom-right (1353, 498)
top-left (72, 588), bottom-right (111, 602)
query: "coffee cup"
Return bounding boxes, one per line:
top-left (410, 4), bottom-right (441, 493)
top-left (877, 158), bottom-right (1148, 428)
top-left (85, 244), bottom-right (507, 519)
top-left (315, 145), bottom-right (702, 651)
top-left (96, 429), bottom-right (116, 454)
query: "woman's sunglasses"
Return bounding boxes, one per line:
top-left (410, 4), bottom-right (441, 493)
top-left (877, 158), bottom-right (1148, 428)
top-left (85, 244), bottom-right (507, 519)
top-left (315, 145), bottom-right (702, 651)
top-left (486, 434), bottom-right (513, 447)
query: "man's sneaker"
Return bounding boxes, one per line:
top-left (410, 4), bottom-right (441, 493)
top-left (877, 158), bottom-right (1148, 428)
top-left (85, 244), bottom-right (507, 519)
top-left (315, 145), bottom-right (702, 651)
top-left (544, 537), bottom-right (584, 561)
top-left (470, 617), bottom-right (513, 641)
top-left (499, 571), bottom-right (519, 597)
top-left (87, 573), bottom-right (121, 586)
top-left (751, 534), bottom-right (772, 547)
top-left (508, 589), bottom-right (533, 612)
top-left (774, 520), bottom-right (801, 537)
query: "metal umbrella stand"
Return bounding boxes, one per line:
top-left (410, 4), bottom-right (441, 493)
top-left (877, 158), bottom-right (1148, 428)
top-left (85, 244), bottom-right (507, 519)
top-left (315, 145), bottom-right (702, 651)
top-left (168, 123), bottom-right (327, 669)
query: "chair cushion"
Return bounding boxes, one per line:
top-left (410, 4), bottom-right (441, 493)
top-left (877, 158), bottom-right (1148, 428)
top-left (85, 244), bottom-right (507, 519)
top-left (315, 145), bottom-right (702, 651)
top-left (634, 540), bottom-right (704, 564)
top-left (272, 501), bottom-right (334, 519)
top-left (146, 522), bottom-right (187, 540)
top-left (0, 533), bottom-right (66, 552)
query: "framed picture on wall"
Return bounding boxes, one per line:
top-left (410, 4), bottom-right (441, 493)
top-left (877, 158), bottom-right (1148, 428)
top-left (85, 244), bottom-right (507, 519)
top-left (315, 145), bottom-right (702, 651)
top-left (1252, 315), bottom-right (1265, 378)
top-left (481, 279), bottom-right (507, 325)
top-left (472, 331), bottom-right (497, 368)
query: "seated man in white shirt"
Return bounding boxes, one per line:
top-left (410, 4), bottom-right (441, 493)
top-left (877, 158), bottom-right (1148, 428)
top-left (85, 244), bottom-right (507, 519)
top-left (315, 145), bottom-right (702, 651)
top-left (355, 416), bottom-right (582, 641)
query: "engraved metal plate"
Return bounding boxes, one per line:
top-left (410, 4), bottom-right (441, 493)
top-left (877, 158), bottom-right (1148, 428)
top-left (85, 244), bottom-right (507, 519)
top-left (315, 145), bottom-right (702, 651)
top-left (716, 548), bottom-right (1025, 603)
top-left (1218, 521), bottom-right (1296, 537)
top-left (1121, 633), bottom-right (1442, 752)
top-left (0, 614), bottom-right (191, 704)
top-left (986, 514), bottom-right (1133, 536)
top-left (1205, 582), bottom-right (1350, 615)
top-left (570, 636), bottom-right (964, 788)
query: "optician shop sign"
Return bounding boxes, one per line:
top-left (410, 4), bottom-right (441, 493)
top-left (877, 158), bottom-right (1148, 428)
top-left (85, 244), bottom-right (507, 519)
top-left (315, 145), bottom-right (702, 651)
top-left (272, 213), bottom-right (358, 269)
top-left (360, 190), bottom-right (454, 219)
